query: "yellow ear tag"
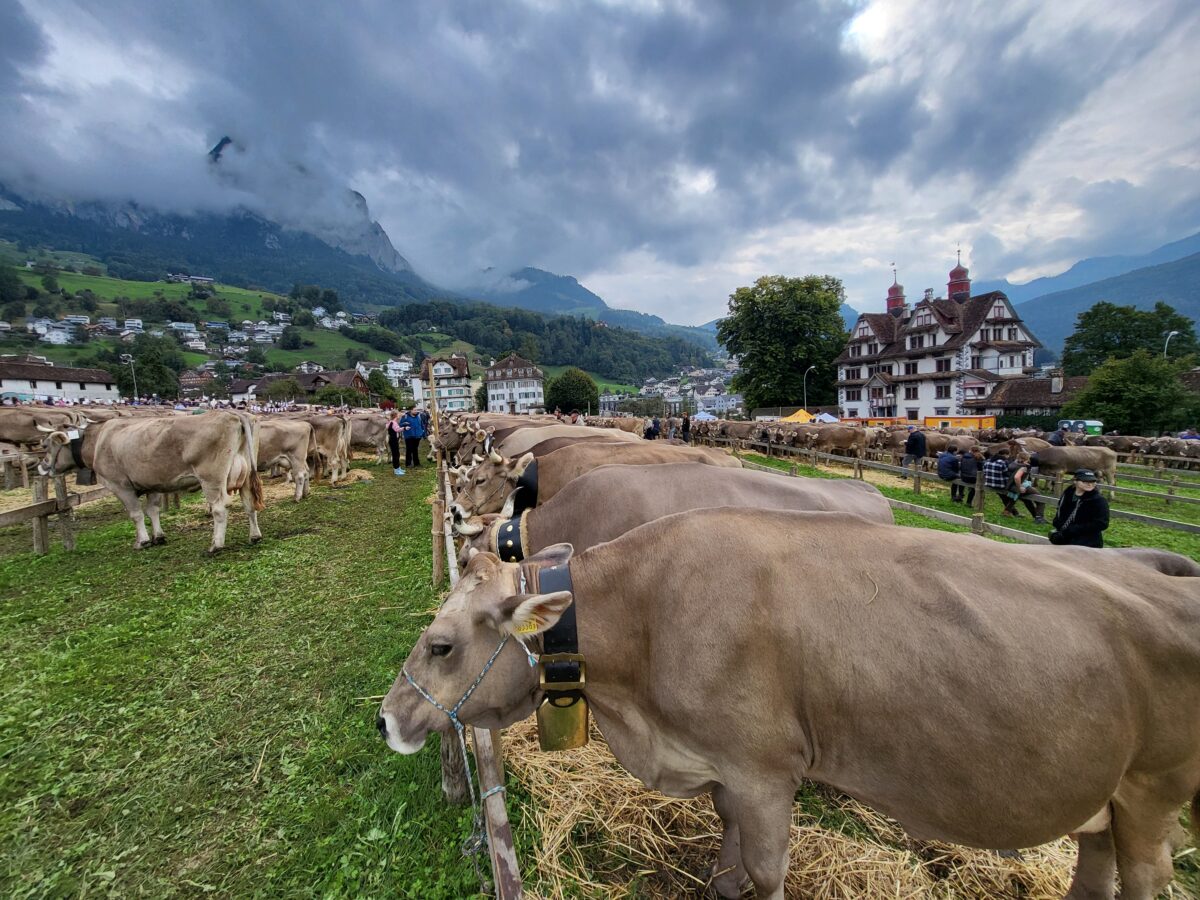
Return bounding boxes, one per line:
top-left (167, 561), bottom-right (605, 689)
top-left (515, 619), bottom-right (539, 635)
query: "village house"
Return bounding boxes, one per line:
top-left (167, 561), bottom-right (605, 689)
top-left (962, 369), bottom-right (1088, 418)
top-left (0, 358), bottom-right (119, 402)
top-left (412, 355), bottom-right (475, 412)
top-left (485, 353), bottom-right (544, 413)
top-left (835, 259), bottom-right (1040, 421)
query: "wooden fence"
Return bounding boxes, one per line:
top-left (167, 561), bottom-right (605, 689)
top-left (432, 455), bottom-right (523, 898)
top-left (0, 472), bottom-right (115, 554)
top-left (702, 437), bottom-right (1200, 537)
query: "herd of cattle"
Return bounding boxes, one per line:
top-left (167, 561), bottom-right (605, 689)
top-left (0, 405), bottom-right (398, 553)
top-left (376, 412), bottom-right (1200, 900)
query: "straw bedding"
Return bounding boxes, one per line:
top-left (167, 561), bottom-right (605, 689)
top-left (501, 718), bottom-right (1085, 898)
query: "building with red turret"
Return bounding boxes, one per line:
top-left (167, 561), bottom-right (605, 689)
top-left (833, 258), bottom-right (1042, 421)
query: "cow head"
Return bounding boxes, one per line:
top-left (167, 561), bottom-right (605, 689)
top-left (454, 513), bottom-right (504, 567)
top-left (449, 450), bottom-right (534, 521)
top-left (35, 421), bottom-right (88, 475)
top-left (377, 545), bottom-right (574, 753)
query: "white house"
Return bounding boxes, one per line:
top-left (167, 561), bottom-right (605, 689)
top-left (484, 353), bottom-right (544, 413)
top-left (834, 260), bottom-right (1040, 421)
top-left (411, 355), bottom-right (475, 412)
top-left (0, 359), bottom-right (120, 402)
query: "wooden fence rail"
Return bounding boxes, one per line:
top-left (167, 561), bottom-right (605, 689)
top-left (705, 437), bottom-right (1200, 537)
top-left (0, 474), bottom-right (114, 554)
top-left (434, 459), bottom-right (523, 899)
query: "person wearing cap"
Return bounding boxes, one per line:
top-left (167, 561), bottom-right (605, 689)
top-left (900, 427), bottom-right (926, 479)
top-left (1049, 469), bottom-right (1110, 547)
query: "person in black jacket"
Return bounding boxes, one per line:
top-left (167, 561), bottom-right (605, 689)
top-left (1050, 468), bottom-right (1110, 547)
top-left (957, 447), bottom-right (980, 506)
top-left (900, 427), bottom-right (926, 479)
top-left (936, 448), bottom-right (962, 501)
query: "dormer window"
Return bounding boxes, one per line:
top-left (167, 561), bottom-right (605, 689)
top-left (856, 322), bottom-right (871, 338)
top-left (913, 309), bottom-right (933, 327)
top-left (992, 303), bottom-right (1007, 319)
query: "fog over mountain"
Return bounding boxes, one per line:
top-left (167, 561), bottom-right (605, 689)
top-left (2, 0), bottom-right (1199, 325)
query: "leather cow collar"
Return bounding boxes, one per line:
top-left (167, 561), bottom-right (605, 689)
top-left (513, 459), bottom-right (538, 514)
top-left (67, 432), bottom-right (96, 485)
top-left (518, 552), bottom-right (585, 748)
top-left (491, 512), bottom-right (529, 563)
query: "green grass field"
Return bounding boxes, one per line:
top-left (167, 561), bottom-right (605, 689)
top-left (540, 364), bottom-right (635, 395)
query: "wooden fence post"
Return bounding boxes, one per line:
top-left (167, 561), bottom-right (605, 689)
top-left (31, 476), bottom-right (49, 554)
top-left (971, 512), bottom-right (985, 535)
top-left (20, 455), bottom-right (30, 488)
top-left (53, 475), bottom-right (75, 551)
top-left (974, 469), bottom-right (986, 513)
top-left (431, 498), bottom-right (445, 587)
top-left (853, 457), bottom-right (862, 480)
top-left (2, 459), bottom-right (14, 491)
top-left (1166, 474), bottom-right (1177, 507)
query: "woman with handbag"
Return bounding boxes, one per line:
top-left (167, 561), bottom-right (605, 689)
top-left (1049, 469), bottom-right (1110, 547)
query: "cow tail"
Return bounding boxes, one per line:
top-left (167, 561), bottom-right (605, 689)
top-left (241, 414), bottom-right (266, 511)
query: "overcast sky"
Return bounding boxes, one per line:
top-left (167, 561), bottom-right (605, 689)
top-left (2, 0), bottom-right (1198, 324)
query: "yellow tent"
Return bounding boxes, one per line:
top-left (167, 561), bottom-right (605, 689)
top-left (779, 408), bottom-right (814, 423)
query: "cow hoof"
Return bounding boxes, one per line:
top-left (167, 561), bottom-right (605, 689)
top-left (152, 535), bottom-right (167, 546)
top-left (249, 535), bottom-right (263, 545)
top-left (135, 540), bottom-right (152, 550)
top-left (207, 546), bottom-right (224, 557)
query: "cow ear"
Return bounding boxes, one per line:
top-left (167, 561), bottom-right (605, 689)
top-left (483, 591), bottom-right (573, 636)
top-left (524, 542), bottom-right (573, 570)
top-left (508, 452), bottom-right (534, 480)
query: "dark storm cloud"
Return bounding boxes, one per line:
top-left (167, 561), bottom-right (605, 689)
top-left (2, 0), bottom-right (1197, 305)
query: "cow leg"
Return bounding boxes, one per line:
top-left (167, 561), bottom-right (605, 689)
top-left (1065, 827), bottom-right (1116, 899)
top-left (205, 487), bottom-right (230, 554)
top-left (720, 782), bottom-right (791, 900)
top-left (291, 456), bottom-right (308, 501)
top-left (709, 784), bottom-right (750, 898)
top-left (145, 492), bottom-right (167, 545)
top-left (117, 489), bottom-right (153, 548)
top-left (240, 486), bottom-right (263, 544)
top-left (1110, 779), bottom-right (1185, 900)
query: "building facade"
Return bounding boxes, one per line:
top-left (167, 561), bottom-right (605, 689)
top-left (411, 355), bottom-right (475, 412)
top-left (834, 260), bottom-right (1040, 421)
top-left (0, 359), bottom-right (120, 402)
top-left (484, 354), bottom-right (544, 413)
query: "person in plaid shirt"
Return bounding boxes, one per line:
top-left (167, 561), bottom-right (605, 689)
top-left (983, 448), bottom-right (1014, 514)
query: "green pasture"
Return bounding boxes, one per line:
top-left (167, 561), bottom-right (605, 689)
top-left (0, 240), bottom-right (106, 274)
top-left (264, 328), bottom-right (391, 370)
top-left (540, 364), bottom-right (635, 395)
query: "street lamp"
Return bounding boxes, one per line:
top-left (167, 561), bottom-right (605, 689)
top-left (120, 353), bottom-right (138, 402)
top-left (1164, 330), bottom-right (1181, 358)
top-left (802, 365), bottom-right (817, 413)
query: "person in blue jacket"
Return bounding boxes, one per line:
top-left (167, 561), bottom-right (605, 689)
top-left (936, 447), bottom-right (962, 501)
top-left (399, 406), bottom-right (425, 469)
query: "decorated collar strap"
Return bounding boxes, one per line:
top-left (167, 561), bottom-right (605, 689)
top-left (491, 512), bottom-right (528, 563)
top-left (513, 459), bottom-right (538, 514)
top-left (519, 557), bottom-right (582, 696)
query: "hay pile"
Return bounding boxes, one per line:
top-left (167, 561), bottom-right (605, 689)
top-left (259, 467), bottom-right (373, 504)
top-left (501, 718), bottom-right (1078, 898)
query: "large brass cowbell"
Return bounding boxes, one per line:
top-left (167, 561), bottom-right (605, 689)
top-left (536, 653), bottom-right (589, 751)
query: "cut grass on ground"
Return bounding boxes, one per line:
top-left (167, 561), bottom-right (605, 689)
top-left (0, 462), bottom-right (482, 898)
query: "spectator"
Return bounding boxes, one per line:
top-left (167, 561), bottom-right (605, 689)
top-left (1180, 426), bottom-right (1200, 440)
top-left (386, 410), bottom-right (404, 476)
top-left (399, 406), bottom-right (425, 469)
top-left (1006, 453), bottom-right (1047, 524)
top-left (900, 427), bottom-right (926, 479)
top-left (1046, 425), bottom-right (1069, 447)
top-left (681, 413), bottom-right (691, 444)
top-left (936, 447), bottom-right (962, 502)
top-left (983, 448), bottom-right (1014, 513)
top-left (1050, 469), bottom-right (1110, 547)
top-left (568, 409), bottom-right (583, 425)
top-left (958, 447), bottom-right (981, 507)
top-left (419, 407), bottom-right (430, 435)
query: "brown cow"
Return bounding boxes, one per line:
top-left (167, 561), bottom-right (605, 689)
top-left (381, 509), bottom-right (1200, 899)
top-left (257, 418), bottom-right (315, 501)
top-left (302, 414), bottom-right (352, 484)
top-left (1031, 445), bottom-right (1119, 485)
top-left (37, 411), bottom-right (264, 552)
top-left (455, 461), bottom-right (893, 565)
top-left (449, 441), bottom-right (741, 520)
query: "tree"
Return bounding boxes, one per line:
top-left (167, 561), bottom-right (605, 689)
top-left (245, 346), bottom-right (268, 367)
top-left (1060, 301), bottom-right (1197, 376)
top-left (545, 367), bottom-right (599, 414)
top-left (1061, 350), bottom-right (1200, 435)
top-left (294, 309), bottom-right (315, 327)
top-left (279, 326), bottom-right (303, 350)
top-left (716, 275), bottom-right (848, 412)
top-left (475, 382), bottom-right (489, 412)
top-left (314, 384), bottom-right (369, 408)
top-left (3, 299), bottom-right (26, 321)
top-left (40, 274), bottom-right (59, 294)
top-left (0, 266), bottom-right (24, 304)
top-left (366, 369), bottom-right (396, 401)
top-left (100, 333), bottom-right (185, 399)
top-left (32, 300), bottom-right (56, 318)
top-left (262, 377), bottom-right (303, 402)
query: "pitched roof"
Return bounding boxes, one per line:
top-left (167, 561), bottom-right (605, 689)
top-left (0, 361), bottom-right (115, 384)
top-left (836, 290), bottom-right (1029, 364)
top-left (962, 375), bottom-right (1088, 409)
top-left (425, 356), bottom-right (470, 378)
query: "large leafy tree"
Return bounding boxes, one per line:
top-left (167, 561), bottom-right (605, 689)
top-left (544, 367), bottom-right (598, 413)
top-left (95, 333), bottom-right (187, 400)
top-left (0, 266), bottom-right (25, 305)
top-left (1060, 301), bottom-right (1196, 376)
top-left (1062, 350), bottom-right (1200, 435)
top-left (717, 275), bottom-right (848, 412)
